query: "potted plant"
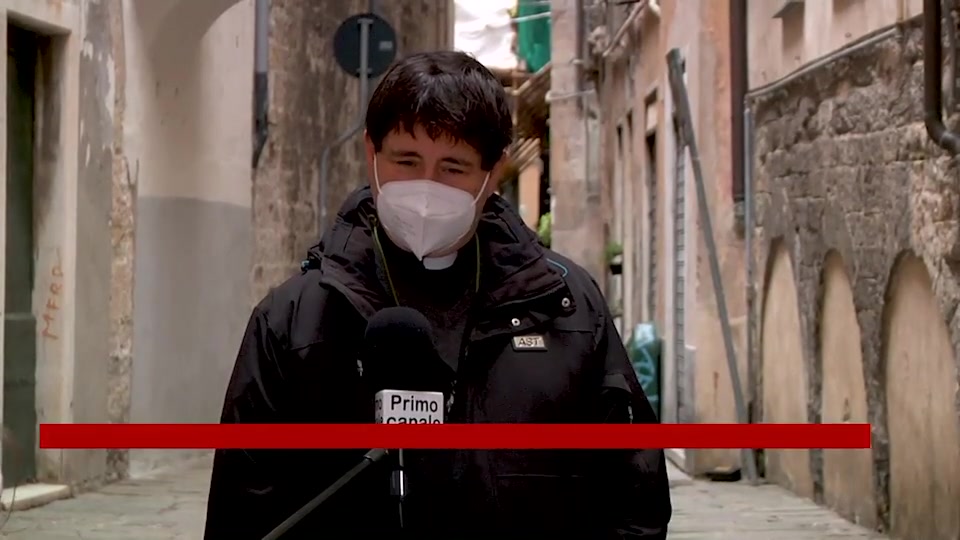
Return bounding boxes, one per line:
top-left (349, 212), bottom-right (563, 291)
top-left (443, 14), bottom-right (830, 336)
top-left (537, 212), bottom-right (552, 248)
top-left (606, 241), bottom-right (623, 275)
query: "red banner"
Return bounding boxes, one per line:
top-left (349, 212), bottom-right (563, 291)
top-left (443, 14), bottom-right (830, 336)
top-left (39, 423), bottom-right (871, 450)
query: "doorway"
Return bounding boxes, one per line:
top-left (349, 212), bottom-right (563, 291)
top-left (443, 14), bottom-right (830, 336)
top-left (644, 129), bottom-right (657, 322)
top-left (3, 24), bottom-right (40, 487)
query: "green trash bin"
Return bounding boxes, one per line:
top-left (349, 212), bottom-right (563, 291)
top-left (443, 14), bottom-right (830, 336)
top-left (626, 323), bottom-right (661, 419)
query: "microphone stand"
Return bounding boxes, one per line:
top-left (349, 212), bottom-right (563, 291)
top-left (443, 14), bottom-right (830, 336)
top-left (261, 448), bottom-right (388, 540)
top-left (390, 449), bottom-right (409, 529)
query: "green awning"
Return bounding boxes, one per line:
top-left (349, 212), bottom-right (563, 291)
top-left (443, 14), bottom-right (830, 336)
top-left (516, 0), bottom-right (550, 73)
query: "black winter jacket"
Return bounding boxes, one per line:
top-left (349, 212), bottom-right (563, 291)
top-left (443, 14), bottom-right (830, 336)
top-left (203, 187), bottom-right (671, 539)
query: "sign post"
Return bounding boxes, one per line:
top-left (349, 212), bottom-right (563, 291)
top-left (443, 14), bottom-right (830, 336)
top-left (319, 14), bottom-right (398, 233)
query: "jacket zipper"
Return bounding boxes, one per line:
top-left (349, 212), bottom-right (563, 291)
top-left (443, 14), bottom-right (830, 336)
top-left (447, 369), bottom-right (468, 422)
top-left (447, 342), bottom-right (478, 423)
top-left (446, 379), bottom-right (458, 418)
top-left (448, 297), bottom-right (484, 423)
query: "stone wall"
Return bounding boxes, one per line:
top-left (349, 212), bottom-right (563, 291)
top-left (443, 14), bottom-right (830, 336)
top-left (107, 0), bottom-right (134, 482)
top-left (0, 0), bottom-right (130, 488)
top-left (749, 20), bottom-right (960, 536)
top-left (251, 0), bottom-right (454, 301)
top-left (78, 0), bottom-right (124, 487)
top-left (95, 0), bottom-right (454, 483)
top-left (550, 1), bottom-right (605, 285)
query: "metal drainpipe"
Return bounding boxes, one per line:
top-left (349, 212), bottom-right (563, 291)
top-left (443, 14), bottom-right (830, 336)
top-left (252, 0), bottom-right (270, 168)
top-left (575, 0), bottom-right (585, 97)
top-left (743, 104), bottom-right (756, 443)
top-left (925, 0), bottom-right (960, 154)
top-left (944, 0), bottom-right (959, 111)
top-left (729, 0), bottom-right (747, 202)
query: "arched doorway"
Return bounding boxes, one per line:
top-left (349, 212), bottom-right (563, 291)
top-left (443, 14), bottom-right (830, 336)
top-left (820, 252), bottom-right (873, 527)
top-left (124, 0), bottom-right (254, 476)
top-left (760, 245), bottom-right (813, 497)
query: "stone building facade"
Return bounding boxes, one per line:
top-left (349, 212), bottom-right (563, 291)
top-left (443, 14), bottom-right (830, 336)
top-left (748, 1), bottom-right (960, 538)
top-left (596, 0), bottom-right (960, 537)
top-left (595, 0), bottom-right (749, 476)
top-left (251, 0), bottom-right (455, 302)
top-left (0, 0), bottom-right (258, 495)
top-left (0, 0), bottom-right (452, 503)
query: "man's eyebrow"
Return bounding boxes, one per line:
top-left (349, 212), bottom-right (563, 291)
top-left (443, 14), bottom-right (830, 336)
top-left (441, 156), bottom-right (475, 168)
top-left (388, 150), bottom-right (422, 159)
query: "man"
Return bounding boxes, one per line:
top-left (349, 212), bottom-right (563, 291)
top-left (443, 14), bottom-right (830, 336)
top-left (204, 51), bottom-right (671, 539)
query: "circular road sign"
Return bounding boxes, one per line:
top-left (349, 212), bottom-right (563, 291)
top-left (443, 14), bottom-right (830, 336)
top-left (333, 13), bottom-right (398, 79)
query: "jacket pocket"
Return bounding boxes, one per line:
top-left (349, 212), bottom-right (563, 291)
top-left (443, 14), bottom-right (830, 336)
top-left (494, 473), bottom-right (598, 534)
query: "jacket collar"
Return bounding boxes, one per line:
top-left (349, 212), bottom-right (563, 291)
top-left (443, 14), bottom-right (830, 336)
top-left (311, 187), bottom-right (575, 334)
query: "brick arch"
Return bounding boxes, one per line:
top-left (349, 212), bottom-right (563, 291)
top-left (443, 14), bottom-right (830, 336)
top-left (753, 190), bottom-right (804, 426)
top-left (751, 184), bottom-right (804, 478)
top-left (814, 201), bottom-right (858, 405)
top-left (811, 200), bottom-right (858, 417)
top-left (818, 249), bottom-right (875, 528)
top-left (818, 200), bottom-right (858, 280)
top-left (755, 185), bottom-right (858, 502)
top-left (755, 186), bottom-right (802, 308)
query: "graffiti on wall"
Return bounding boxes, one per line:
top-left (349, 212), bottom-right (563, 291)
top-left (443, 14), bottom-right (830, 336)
top-left (40, 248), bottom-right (63, 340)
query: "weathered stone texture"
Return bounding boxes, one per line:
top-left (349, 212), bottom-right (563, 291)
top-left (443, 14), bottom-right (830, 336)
top-left (251, 0), bottom-right (454, 302)
top-left (74, 0), bottom-right (121, 488)
top-left (550, 1), bottom-right (605, 285)
top-left (749, 20), bottom-right (960, 534)
top-left (107, 0), bottom-right (135, 482)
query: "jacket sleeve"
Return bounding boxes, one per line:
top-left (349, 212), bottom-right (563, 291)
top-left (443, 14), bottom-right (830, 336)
top-left (203, 299), bottom-right (303, 539)
top-left (593, 304), bottom-right (673, 539)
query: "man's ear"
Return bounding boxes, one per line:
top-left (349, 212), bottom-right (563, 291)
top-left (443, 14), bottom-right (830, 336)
top-left (486, 152), bottom-right (510, 196)
top-left (364, 130), bottom-right (374, 151)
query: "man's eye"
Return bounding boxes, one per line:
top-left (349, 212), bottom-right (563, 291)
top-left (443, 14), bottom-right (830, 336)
top-left (397, 160), bottom-right (416, 167)
top-left (446, 169), bottom-right (465, 175)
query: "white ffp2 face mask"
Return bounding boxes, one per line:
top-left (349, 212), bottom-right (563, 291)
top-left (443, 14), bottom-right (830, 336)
top-left (373, 156), bottom-right (489, 269)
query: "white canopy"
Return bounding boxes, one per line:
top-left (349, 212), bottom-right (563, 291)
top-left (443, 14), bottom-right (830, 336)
top-left (454, 0), bottom-right (519, 71)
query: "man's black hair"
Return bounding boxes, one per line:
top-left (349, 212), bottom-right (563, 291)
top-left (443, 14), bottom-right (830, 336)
top-left (365, 50), bottom-right (513, 171)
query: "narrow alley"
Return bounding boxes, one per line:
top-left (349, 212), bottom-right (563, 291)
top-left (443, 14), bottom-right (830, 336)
top-left (1, 0), bottom-right (958, 539)
top-left (0, 456), bottom-right (885, 539)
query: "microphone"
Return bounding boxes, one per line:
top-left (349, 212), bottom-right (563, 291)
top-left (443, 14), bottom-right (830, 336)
top-left (362, 307), bottom-right (452, 529)
top-left (363, 307), bottom-right (451, 424)
top-left (261, 307), bottom-right (450, 539)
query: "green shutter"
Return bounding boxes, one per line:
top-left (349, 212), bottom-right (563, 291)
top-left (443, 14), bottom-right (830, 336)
top-left (3, 26), bottom-right (40, 487)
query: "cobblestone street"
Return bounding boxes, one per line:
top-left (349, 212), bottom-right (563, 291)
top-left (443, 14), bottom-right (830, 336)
top-left (667, 479), bottom-right (886, 539)
top-left (0, 457), bottom-right (211, 539)
top-left (0, 455), bottom-right (886, 539)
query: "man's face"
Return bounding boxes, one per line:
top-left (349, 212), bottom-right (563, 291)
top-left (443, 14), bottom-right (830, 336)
top-left (366, 125), bottom-right (501, 198)
top-left (365, 125), bottom-right (504, 256)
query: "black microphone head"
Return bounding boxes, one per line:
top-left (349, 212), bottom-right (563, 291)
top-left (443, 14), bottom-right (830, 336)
top-left (362, 307), bottom-right (451, 393)
top-left (365, 307), bottom-right (435, 350)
